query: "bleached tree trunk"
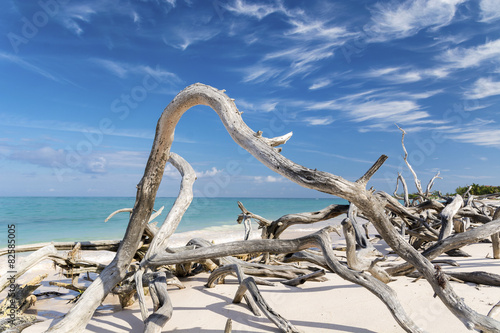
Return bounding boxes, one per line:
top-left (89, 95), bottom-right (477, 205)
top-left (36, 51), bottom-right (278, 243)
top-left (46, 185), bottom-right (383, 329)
top-left (438, 195), bottom-right (464, 240)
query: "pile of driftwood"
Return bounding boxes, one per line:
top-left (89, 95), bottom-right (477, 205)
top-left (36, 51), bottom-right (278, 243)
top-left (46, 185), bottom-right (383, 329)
top-left (1, 83), bottom-right (500, 333)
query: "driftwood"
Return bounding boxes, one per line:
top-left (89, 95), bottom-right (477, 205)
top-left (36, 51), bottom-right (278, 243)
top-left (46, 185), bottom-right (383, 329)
top-left (0, 240), bottom-right (121, 256)
top-left (1, 83), bottom-right (499, 332)
top-left (0, 245), bottom-right (57, 292)
top-left (0, 274), bottom-right (46, 332)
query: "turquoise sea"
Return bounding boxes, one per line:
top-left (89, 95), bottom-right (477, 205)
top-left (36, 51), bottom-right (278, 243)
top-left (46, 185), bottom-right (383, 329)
top-left (0, 197), bottom-right (347, 247)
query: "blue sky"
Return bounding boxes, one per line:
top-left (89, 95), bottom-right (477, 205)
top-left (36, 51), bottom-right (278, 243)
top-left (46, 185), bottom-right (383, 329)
top-left (1, 0), bottom-right (499, 198)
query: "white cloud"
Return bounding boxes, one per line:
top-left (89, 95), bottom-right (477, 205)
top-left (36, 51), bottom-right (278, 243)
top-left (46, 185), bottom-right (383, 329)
top-left (303, 116), bottom-right (334, 126)
top-left (465, 77), bottom-right (500, 99)
top-left (197, 167), bottom-right (222, 178)
top-left (479, 0), bottom-right (500, 22)
top-left (163, 28), bottom-right (220, 50)
top-left (364, 66), bottom-right (450, 83)
top-left (91, 59), bottom-right (180, 82)
top-left (309, 78), bottom-right (332, 90)
top-left (59, 4), bottom-right (97, 35)
top-left (242, 64), bottom-right (282, 83)
top-left (0, 53), bottom-right (66, 83)
top-left (440, 38), bottom-right (500, 68)
top-left (451, 128), bottom-right (500, 147)
top-left (224, 0), bottom-right (288, 20)
top-left (254, 175), bottom-right (286, 183)
top-left (305, 89), bottom-right (447, 131)
top-left (366, 0), bottom-right (465, 41)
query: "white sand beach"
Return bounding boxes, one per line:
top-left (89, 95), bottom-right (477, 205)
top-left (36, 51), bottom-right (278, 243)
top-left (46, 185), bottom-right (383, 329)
top-left (2, 215), bottom-right (500, 333)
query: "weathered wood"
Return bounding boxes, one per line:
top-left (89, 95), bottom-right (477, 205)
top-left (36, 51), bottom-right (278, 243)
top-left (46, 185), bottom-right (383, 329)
top-left (396, 125), bottom-right (424, 198)
top-left (150, 227), bottom-right (423, 332)
top-left (282, 250), bottom-right (329, 270)
top-left (446, 271), bottom-right (500, 287)
top-left (218, 264), bottom-right (301, 333)
top-left (144, 153), bottom-right (196, 261)
top-left (394, 173), bottom-right (410, 207)
top-left (492, 207), bottom-right (500, 259)
top-left (355, 154), bottom-right (388, 186)
top-left (265, 204), bottom-right (347, 240)
top-left (0, 245), bottom-right (57, 293)
top-left (224, 318), bottom-right (232, 333)
top-left (281, 269), bottom-right (326, 287)
top-left (44, 84), bottom-right (500, 332)
top-left (387, 218), bottom-right (500, 276)
top-left (438, 194), bottom-right (464, 240)
top-left (342, 218), bottom-right (392, 283)
top-left (144, 272), bottom-right (173, 333)
top-left (0, 274), bottom-right (46, 332)
top-left (0, 240), bottom-right (121, 256)
top-left (425, 171), bottom-right (442, 197)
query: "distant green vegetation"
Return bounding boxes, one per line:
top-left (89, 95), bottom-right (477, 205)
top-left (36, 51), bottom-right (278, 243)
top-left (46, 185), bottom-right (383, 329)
top-left (455, 183), bottom-right (500, 196)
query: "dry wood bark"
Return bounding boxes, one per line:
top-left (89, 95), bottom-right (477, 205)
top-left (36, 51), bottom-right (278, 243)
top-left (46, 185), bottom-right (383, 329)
top-left (0, 245), bottom-right (57, 292)
top-left (0, 240), bottom-right (121, 256)
top-left (438, 194), bottom-right (464, 240)
top-left (387, 218), bottom-right (500, 276)
top-left (491, 207), bottom-right (500, 259)
top-left (44, 83), bottom-right (500, 332)
top-left (0, 274), bottom-right (47, 332)
top-left (209, 263), bottom-right (300, 333)
top-left (151, 227), bottom-right (423, 332)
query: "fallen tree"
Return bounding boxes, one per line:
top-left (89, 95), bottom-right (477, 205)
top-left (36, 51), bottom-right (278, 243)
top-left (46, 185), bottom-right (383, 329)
top-left (1, 83), bottom-right (500, 332)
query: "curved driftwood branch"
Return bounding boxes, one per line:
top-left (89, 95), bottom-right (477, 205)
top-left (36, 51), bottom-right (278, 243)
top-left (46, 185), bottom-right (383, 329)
top-left (425, 171), bottom-right (442, 197)
top-left (396, 125), bottom-right (424, 198)
top-left (144, 152), bottom-right (196, 261)
top-left (394, 173), bottom-right (410, 207)
top-left (144, 272), bottom-right (173, 333)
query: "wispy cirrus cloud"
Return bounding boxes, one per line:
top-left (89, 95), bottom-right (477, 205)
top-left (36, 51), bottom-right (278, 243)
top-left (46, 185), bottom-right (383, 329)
top-left (0, 114), bottom-right (195, 143)
top-left (465, 77), bottom-right (500, 99)
top-left (439, 38), bottom-right (500, 69)
top-left (223, 0), bottom-right (291, 20)
top-left (238, 4), bottom-right (354, 85)
top-left (366, 0), bottom-right (465, 42)
top-left (309, 78), bottom-right (332, 90)
top-left (479, 0), bottom-right (500, 23)
top-left (0, 52), bottom-right (70, 84)
top-left (303, 116), bottom-right (334, 126)
top-left (90, 59), bottom-right (180, 82)
top-left (364, 66), bottom-right (453, 83)
top-left (448, 122), bottom-right (500, 147)
top-left (162, 27), bottom-right (220, 50)
top-left (59, 4), bottom-right (96, 35)
top-left (305, 89), bottom-right (446, 131)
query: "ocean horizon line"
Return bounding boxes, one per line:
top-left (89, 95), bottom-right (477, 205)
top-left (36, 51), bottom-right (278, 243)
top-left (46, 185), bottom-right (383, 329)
top-left (0, 195), bottom-right (342, 200)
